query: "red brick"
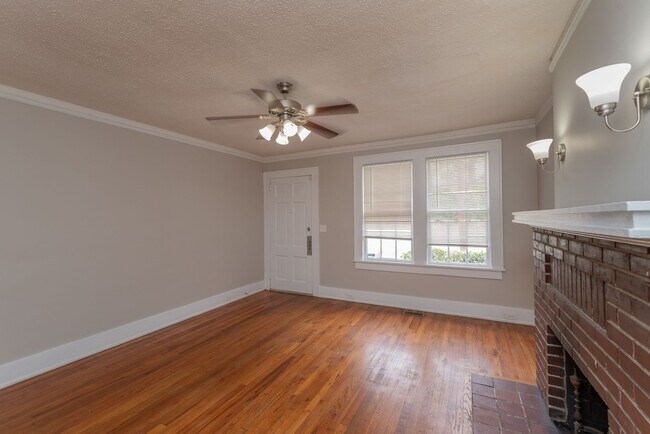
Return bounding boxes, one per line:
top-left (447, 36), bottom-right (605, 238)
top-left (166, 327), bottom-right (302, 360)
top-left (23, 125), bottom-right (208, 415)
top-left (548, 374), bottom-right (564, 388)
top-left (548, 385), bottom-right (564, 399)
top-left (532, 230), bottom-right (650, 434)
top-left (609, 413), bottom-right (622, 434)
top-left (547, 354), bottom-right (563, 368)
top-left (620, 390), bottom-right (650, 434)
top-left (604, 249), bottom-right (631, 270)
top-left (609, 402), bottom-right (636, 434)
top-left (594, 262), bottom-right (616, 284)
top-left (548, 395), bottom-right (564, 408)
top-left (548, 364), bottom-right (564, 377)
top-left (569, 240), bottom-right (583, 255)
top-left (584, 244), bottom-right (603, 260)
top-left (631, 255), bottom-right (650, 278)
top-left (594, 327), bottom-right (620, 360)
top-left (619, 350), bottom-right (650, 392)
top-left (616, 242), bottom-right (650, 255)
top-left (605, 321), bottom-right (633, 356)
top-left (618, 310), bottom-right (650, 348)
top-left (633, 385), bottom-right (650, 419)
top-left (606, 285), bottom-right (633, 312)
top-left (615, 270), bottom-right (650, 301)
top-left (634, 342), bottom-right (650, 368)
top-left (631, 297), bottom-right (650, 325)
top-left (606, 302), bottom-right (619, 324)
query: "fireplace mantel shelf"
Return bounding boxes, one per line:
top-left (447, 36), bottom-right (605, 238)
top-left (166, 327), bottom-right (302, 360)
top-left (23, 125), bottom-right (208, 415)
top-left (512, 201), bottom-right (650, 241)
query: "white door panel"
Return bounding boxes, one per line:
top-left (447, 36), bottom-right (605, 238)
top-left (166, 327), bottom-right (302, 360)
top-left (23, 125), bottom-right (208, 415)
top-left (269, 176), bottom-right (312, 294)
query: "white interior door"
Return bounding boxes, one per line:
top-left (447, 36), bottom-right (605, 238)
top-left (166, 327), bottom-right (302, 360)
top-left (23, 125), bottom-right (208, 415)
top-left (269, 176), bottom-right (313, 294)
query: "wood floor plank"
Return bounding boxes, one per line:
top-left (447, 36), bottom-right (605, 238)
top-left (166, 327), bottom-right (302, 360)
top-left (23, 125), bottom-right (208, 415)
top-left (0, 291), bottom-right (535, 433)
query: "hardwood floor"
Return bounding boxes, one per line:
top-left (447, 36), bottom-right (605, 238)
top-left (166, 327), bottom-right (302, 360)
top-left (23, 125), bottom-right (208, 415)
top-left (0, 291), bottom-right (535, 433)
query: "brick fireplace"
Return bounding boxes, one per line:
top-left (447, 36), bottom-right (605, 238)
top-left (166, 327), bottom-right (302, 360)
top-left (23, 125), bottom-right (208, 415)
top-left (531, 229), bottom-right (649, 433)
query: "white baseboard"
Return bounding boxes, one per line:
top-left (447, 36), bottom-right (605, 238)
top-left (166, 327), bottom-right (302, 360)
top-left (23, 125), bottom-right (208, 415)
top-left (0, 280), bottom-right (266, 390)
top-left (318, 286), bottom-right (534, 326)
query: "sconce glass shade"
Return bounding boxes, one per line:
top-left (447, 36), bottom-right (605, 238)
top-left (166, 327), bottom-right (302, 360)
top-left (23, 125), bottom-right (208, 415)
top-left (297, 126), bottom-right (311, 141)
top-left (575, 63), bottom-right (631, 108)
top-left (276, 131), bottom-right (289, 145)
top-left (259, 124), bottom-right (275, 141)
top-left (526, 139), bottom-right (553, 161)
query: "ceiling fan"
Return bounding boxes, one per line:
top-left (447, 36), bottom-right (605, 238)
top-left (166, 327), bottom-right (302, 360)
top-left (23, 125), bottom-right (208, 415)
top-left (205, 82), bottom-right (359, 145)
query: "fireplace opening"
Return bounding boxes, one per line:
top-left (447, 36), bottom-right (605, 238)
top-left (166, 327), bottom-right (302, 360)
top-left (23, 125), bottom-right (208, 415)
top-left (557, 351), bottom-right (608, 434)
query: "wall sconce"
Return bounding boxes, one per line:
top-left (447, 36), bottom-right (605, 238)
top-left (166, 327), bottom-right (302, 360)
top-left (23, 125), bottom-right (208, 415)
top-left (526, 139), bottom-right (566, 174)
top-left (576, 63), bottom-right (650, 133)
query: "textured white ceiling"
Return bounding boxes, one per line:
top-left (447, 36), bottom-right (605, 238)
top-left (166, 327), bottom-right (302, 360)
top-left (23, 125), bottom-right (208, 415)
top-left (0, 0), bottom-right (576, 157)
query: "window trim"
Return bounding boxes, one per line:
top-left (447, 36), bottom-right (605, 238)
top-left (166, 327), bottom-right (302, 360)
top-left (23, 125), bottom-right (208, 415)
top-left (353, 140), bottom-right (504, 280)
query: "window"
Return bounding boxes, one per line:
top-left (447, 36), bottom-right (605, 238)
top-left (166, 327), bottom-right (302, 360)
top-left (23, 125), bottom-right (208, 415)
top-left (427, 153), bottom-right (488, 265)
top-left (354, 140), bottom-right (503, 279)
top-left (362, 162), bottom-right (412, 262)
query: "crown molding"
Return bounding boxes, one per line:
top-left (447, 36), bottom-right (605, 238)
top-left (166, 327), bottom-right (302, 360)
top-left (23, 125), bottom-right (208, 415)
top-left (535, 96), bottom-right (553, 126)
top-left (261, 119), bottom-right (536, 163)
top-left (549, 0), bottom-right (592, 73)
top-left (0, 84), bottom-right (264, 162)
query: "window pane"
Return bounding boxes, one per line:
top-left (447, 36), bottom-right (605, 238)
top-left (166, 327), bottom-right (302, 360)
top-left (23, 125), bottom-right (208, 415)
top-left (427, 153), bottom-right (489, 266)
top-left (363, 162), bottom-right (413, 240)
top-left (396, 240), bottom-right (412, 261)
top-left (381, 238), bottom-right (396, 260)
top-left (430, 245), bottom-right (487, 265)
top-left (364, 238), bottom-right (411, 262)
top-left (467, 247), bottom-right (488, 264)
top-left (366, 238), bottom-right (381, 259)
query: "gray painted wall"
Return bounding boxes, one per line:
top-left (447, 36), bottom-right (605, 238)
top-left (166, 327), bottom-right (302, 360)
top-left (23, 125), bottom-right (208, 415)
top-left (553, 0), bottom-right (650, 207)
top-left (535, 109), bottom-right (555, 210)
top-left (264, 127), bottom-right (538, 311)
top-left (0, 98), bottom-right (264, 364)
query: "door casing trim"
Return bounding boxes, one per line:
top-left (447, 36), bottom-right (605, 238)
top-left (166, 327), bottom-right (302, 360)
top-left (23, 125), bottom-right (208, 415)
top-left (263, 167), bottom-right (320, 296)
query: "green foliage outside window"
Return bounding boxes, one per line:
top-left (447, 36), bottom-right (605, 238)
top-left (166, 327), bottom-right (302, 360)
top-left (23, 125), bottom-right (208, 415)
top-left (399, 248), bottom-right (487, 264)
top-left (431, 247), bottom-right (486, 264)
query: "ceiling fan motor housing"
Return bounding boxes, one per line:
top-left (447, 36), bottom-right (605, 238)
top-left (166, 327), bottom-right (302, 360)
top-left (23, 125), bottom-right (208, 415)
top-left (268, 99), bottom-right (306, 124)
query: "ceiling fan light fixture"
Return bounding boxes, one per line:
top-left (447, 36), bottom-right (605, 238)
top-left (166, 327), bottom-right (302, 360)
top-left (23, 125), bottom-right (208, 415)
top-left (276, 131), bottom-right (289, 145)
top-left (282, 120), bottom-right (299, 137)
top-left (259, 124), bottom-right (275, 141)
top-left (297, 126), bottom-right (311, 141)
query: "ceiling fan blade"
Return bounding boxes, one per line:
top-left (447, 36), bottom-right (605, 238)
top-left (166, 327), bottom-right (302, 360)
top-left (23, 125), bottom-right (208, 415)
top-left (309, 103), bottom-right (359, 117)
top-left (205, 114), bottom-right (267, 121)
top-left (263, 127), bottom-right (280, 143)
top-left (251, 88), bottom-right (277, 105)
top-left (305, 121), bottom-right (339, 139)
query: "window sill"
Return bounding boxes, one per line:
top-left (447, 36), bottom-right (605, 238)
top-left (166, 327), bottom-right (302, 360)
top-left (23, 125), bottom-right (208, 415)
top-left (354, 260), bottom-right (504, 280)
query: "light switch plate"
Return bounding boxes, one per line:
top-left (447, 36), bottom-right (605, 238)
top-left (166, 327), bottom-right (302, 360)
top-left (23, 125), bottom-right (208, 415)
top-left (319, 225), bottom-right (327, 233)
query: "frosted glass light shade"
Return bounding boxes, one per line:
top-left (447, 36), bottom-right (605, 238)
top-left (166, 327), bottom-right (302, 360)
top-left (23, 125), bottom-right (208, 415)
top-left (259, 124), bottom-right (275, 141)
top-left (282, 120), bottom-right (298, 137)
top-left (527, 139), bottom-right (553, 161)
top-left (297, 126), bottom-right (311, 141)
top-left (276, 131), bottom-right (289, 145)
top-left (575, 63), bottom-right (631, 108)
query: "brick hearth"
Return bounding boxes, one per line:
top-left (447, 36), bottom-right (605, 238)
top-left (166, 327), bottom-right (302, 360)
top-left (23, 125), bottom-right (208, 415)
top-left (532, 229), bottom-right (649, 433)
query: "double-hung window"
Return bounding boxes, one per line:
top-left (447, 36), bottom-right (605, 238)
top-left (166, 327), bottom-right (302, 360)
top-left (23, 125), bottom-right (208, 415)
top-left (354, 140), bottom-right (504, 279)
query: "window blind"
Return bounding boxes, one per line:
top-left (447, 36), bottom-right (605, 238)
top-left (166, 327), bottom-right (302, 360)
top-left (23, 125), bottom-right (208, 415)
top-left (362, 161), bottom-right (412, 240)
top-left (426, 153), bottom-right (488, 247)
